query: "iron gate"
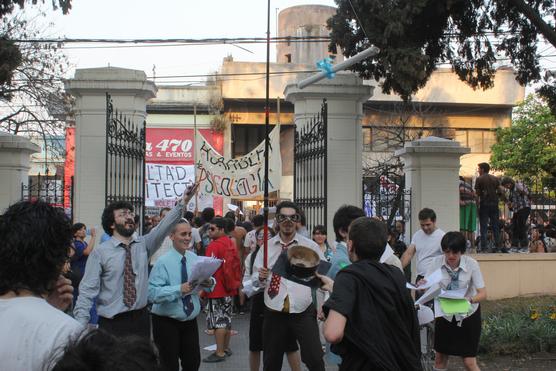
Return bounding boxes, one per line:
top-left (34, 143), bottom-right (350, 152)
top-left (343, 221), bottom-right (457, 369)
top-left (294, 99), bottom-right (327, 232)
top-left (21, 170), bottom-right (74, 220)
top-left (363, 175), bottom-right (412, 236)
top-left (105, 93), bottom-right (146, 231)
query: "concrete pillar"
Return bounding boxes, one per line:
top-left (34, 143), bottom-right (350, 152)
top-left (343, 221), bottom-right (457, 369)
top-left (65, 67), bottom-right (156, 227)
top-left (284, 73), bottom-right (373, 235)
top-left (395, 136), bottom-right (470, 234)
top-left (0, 133), bottom-right (40, 210)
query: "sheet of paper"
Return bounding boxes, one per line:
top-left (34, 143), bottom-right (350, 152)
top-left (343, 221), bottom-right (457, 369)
top-left (415, 285), bottom-right (441, 307)
top-left (203, 344), bottom-right (217, 351)
top-left (241, 279), bottom-right (260, 298)
top-left (438, 298), bottom-right (471, 315)
top-left (189, 256), bottom-right (222, 291)
top-left (406, 269), bottom-right (442, 290)
top-left (438, 287), bottom-right (467, 299)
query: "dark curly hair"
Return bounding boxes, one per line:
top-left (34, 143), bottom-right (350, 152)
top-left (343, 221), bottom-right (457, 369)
top-left (0, 200), bottom-right (72, 296)
top-left (101, 201), bottom-right (134, 236)
top-left (50, 329), bottom-right (160, 371)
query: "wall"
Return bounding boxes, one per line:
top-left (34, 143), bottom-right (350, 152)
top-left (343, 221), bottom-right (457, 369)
top-left (474, 253), bottom-right (556, 299)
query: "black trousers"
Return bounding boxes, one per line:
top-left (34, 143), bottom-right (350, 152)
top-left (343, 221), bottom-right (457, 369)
top-left (263, 305), bottom-right (324, 371)
top-left (151, 314), bottom-right (200, 371)
top-left (98, 307), bottom-right (150, 338)
top-left (512, 207), bottom-right (531, 248)
top-left (478, 203), bottom-right (500, 251)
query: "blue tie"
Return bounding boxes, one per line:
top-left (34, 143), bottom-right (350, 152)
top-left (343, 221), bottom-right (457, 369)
top-left (181, 256), bottom-right (194, 316)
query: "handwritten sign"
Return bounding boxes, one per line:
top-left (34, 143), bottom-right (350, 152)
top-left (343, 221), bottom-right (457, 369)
top-left (196, 126), bottom-right (282, 199)
top-left (145, 163), bottom-right (195, 207)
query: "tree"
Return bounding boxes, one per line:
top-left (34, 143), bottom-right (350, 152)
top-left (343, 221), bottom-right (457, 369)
top-left (490, 95), bottom-right (556, 178)
top-left (0, 1), bottom-right (71, 87)
top-left (0, 11), bottom-right (71, 159)
top-left (327, 0), bottom-right (556, 106)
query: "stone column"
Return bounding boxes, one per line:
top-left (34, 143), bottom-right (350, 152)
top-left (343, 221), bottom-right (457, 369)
top-left (0, 133), bottom-right (40, 210)
top-left (65, 67), bottom-right (156, 227)
top-left (285, 73), bottom-right (373, 235)
top-left (395, 136), bottom-right (470, 235)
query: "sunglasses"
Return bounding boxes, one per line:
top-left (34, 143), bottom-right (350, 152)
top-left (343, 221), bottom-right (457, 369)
top-left (276, 213), bottom-right (300, 223)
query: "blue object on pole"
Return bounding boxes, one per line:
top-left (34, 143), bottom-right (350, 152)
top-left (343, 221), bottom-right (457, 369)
top-left (316, 58), bottom-right (335, 79)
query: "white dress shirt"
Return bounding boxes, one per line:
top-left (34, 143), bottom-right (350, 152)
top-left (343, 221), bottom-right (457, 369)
top-left (251, 233), bottom-right (324, 313)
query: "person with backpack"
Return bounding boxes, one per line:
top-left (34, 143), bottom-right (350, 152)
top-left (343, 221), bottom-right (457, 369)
top-left (203, 217), bottom-right (241, 363)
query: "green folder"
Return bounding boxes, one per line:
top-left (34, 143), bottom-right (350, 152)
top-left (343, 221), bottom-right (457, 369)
top-left (439, 298), bottom-right (471, 315)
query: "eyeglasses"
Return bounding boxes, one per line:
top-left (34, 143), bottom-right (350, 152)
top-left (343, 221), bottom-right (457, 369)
top-left (276, 213), bottom-right (300, 223)
top-left (117, 210), bottom-right (135, 218)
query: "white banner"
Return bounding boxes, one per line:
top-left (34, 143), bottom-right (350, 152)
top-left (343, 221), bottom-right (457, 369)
top-left (196, 126), bottom-right (282, 199)
top-left (146, 163), bottom-right (214, 211)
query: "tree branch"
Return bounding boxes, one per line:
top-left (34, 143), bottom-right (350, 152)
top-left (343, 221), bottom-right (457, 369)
top-left (506, 0), bottom-right (556, 47)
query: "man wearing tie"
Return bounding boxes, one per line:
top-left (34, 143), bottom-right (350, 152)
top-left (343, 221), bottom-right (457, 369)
top-left (74, 184), bottom-right (198, 337)
top-left (252, 201), bottom-right (326, 371)
top-left (149, 219), bottom-right (215, 371)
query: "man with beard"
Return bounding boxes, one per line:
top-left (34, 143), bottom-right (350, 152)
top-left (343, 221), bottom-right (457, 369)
top-left (74, 184), bottom-right (198, 337)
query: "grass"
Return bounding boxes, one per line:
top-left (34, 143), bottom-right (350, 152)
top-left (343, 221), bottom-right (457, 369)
top-left (479, 296), bottom-right (556, 356)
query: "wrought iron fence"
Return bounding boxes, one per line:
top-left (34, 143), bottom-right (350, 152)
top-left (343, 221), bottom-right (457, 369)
top-left (363, 175), bottom-right (412, 236)
top-left (21, 170), bottom-right (74, 220)
top-left (105, 93), bottom-right (146, 232)
top-left (294, 99), bottom-right (327, 232)
top-left (500, 177), bottom-right (556, 226)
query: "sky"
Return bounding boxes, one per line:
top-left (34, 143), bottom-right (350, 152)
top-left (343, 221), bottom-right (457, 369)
top-left (31, 0), bottom-right (337, 84)
top-left (15, 0), bottom-right (556, 90)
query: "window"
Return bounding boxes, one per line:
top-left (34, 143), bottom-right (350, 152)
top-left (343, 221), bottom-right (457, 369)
top-left (285, 54), bottom-right (292, 63)
top-left (232, 125), bottom-right (274, 157)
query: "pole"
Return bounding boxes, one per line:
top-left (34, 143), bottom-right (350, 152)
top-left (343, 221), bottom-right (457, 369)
top-left (297, 45), bottom-right (380, 89)
top-left (263, 0), bottom-right (271, 268)
top-left (193, 103), bottom-right (199, 214)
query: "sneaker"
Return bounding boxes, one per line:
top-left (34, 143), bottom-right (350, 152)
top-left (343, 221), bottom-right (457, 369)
top-left (224, 349), bottom-right (233, 357)
top-left (203, 353), bottom-right (226, 363)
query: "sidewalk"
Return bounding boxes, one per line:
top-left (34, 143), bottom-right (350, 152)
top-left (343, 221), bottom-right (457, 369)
top-left (198, 313), bottom-right (337, 371)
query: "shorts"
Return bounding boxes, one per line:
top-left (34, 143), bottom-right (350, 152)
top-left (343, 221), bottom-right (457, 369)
top-left (460, 203), bottom-right (477, 232)
top-left (206, 297), bottom-right (233, 330)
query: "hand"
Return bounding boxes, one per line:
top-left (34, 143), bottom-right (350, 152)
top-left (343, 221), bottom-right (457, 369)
top-left (181, 282), bottom-right (192, 295)
top-left (90, 228), bottom-right (96, 237)
top-left (46, 275), bottom-right (74, 311)
top-left (258, 267), bottom-right (269, 281)
top-left (199, 278), bottom-right (213, 288)
top-left (416, 279), bottom-right (427, 287)
top-left (316, 272), bottom-right (334, 292)
top-left (183, 182), bottom-right (199, 204)
top-left (317, 308), bottom-right (326, 321)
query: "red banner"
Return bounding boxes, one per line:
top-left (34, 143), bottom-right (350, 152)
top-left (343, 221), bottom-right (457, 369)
top-left (146, 128), bottom-right (224, 164)
top-left (64, 127), bottom-right (75, 212)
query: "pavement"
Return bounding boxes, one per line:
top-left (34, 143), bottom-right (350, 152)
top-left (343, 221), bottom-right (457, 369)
top-left (197, 311), bottom-right (337, 371)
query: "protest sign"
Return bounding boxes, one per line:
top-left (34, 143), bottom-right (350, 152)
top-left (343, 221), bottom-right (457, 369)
top-left (146, 163), bottom-right (194, 207)
top-left (195, 126), bottom-right (282, 199)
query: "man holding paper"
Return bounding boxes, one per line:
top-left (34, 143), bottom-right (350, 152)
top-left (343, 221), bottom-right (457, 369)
top-left (426, 231), bottom-right (487, 371)
top-left (149, 219), bottom-right (216, 371)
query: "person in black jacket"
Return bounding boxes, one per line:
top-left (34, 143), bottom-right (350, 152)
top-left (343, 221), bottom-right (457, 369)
top-left (319, 217), bottom-right (421, 371)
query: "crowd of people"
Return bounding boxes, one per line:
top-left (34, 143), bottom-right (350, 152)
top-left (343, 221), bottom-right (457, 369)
top-left (460, 162), bottom-right (556, 254)
top-left (1, 176), bottom-right (513, 371)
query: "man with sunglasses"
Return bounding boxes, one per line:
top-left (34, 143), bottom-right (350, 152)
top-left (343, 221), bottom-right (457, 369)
top-left (252, 201), bottom-right (326, 371)
top-left (74, 184), bottom-right (198, 337)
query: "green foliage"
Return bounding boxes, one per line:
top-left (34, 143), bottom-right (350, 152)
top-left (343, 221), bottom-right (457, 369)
top-left (490, 95), bottom-right (556, 178)
top-left (0, 0), bottom-right (71, 87)
top-left (328, 0), bottom-right (555, 102)
top-left (480, 300), bottom-right (556, 355)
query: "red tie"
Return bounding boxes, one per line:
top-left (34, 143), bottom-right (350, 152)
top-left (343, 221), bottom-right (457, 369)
top-left (267, 241), bottom-right (292, 299)
top-left (121, 243), bottom-right (136, 308)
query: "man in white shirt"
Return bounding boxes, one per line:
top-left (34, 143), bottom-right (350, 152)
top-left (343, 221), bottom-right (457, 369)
top-left (401, 208), bottom-right (445, 282)
top-left (0, 201), bottom-right (84, 371)
top-left (252, 201), bottom-right (325, 371)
